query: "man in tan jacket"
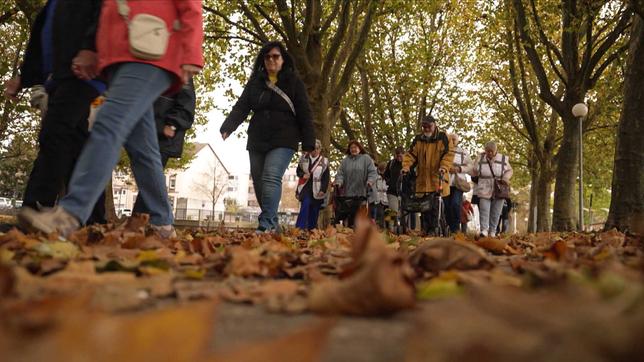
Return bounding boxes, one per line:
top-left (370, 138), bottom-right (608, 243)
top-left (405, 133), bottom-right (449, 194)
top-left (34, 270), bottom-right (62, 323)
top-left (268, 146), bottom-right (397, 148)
top-left (402, 115), bottom-right (455, 234)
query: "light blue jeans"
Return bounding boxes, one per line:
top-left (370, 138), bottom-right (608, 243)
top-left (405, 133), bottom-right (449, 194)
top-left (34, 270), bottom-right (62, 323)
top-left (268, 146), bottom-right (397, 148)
top-left (60, 63), bottom-right (173, 226)
top-left (249, 147), bottom-right (295, 231)
top-left (478, 197), bottom-right (504, 235)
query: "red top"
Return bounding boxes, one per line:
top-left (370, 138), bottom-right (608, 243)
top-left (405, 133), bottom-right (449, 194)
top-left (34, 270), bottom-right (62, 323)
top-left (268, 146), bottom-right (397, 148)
top-left (461, 200), bottom-right (474, 224)
top-left (96, 0), bottom-right (204, 94)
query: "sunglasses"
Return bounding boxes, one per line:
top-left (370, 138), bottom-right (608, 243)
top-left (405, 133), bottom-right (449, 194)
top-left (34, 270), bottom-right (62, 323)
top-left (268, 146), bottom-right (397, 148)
top-left (264, 53), bottom-right (282, 61)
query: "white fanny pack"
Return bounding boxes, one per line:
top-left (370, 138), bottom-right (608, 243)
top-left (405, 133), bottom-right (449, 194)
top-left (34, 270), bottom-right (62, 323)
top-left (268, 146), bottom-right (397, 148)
top-left (116, 0), bottom-right (174, 60)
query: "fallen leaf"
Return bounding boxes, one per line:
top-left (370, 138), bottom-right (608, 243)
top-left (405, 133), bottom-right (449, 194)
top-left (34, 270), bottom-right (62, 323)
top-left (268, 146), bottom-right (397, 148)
top-left (409, 239), bottom-right (494, 274)
top-left (597, 229), bottom-right (625, 247)
top-left (224, 247), bottom-right (263, 277)
top-left (474, 237), bottom-right (509, 254)
top-left (416, 277), bottom-right (462, 300)
top-left (308, 223), bottom-right (415, 315)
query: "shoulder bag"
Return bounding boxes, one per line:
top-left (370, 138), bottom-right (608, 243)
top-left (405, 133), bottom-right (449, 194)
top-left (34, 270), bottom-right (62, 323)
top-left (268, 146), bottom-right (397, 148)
top-left (116, 0), bottom-right (172, 60)
top-left (487, 155), bottom-right (510, 199)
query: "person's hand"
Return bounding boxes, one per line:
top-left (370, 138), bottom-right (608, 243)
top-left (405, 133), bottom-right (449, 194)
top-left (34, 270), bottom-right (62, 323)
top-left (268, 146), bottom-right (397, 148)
top-left (302, 173), bottom-right (310, 180)
top-left (4, 76), bottom-right (21, 100)
top-left (163, 125), bottom-right (176, 138)
top-left (401, 168), bottom-right (409, 175)
top-left (316, 191), bottom-right (325, 198)
top-left (72, 50), bottom-right (98, 80)
top-left (449, 166), bottom-right (459, 174)
top-left (367, 181), bottom-right (373, 188)
top-left (180, 64), bottom-right (201, 84)
top-left (221, 131), bottom-right (229, 140)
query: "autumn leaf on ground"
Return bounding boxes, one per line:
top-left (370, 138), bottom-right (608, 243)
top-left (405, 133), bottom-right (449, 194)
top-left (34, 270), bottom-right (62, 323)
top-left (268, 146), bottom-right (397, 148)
top-left (308, 221), bottom-right (415, 315)
top-left (474, 236), bottom-right (509, 254)
top-left (408, 239), bottom-right (494, 274)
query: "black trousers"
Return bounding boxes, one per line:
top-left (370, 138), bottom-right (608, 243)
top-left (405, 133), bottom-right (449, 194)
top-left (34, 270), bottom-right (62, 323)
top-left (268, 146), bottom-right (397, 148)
top-left (22, 79), bottom-right (105, 223)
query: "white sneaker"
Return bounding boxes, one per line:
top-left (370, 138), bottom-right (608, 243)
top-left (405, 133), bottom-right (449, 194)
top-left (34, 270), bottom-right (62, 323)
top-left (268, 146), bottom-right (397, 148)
top-left (480, 230), bottom-right (488, 237)
top-left (150, 224), bottom-right (177, 239)
top-left (489, 232), bottom-right (496, 237)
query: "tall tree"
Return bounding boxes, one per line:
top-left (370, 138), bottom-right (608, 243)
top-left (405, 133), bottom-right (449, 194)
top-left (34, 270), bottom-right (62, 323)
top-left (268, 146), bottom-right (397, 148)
top-left (606, 2), bottom-right (644, 232)
top-left (336, 0), bottom-right (479, 162)
top-left (511, 0), bottom-right (631, 230)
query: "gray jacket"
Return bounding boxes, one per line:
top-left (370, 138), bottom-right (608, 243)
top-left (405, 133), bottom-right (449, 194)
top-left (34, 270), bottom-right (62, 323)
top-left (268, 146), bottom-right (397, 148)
top-left (335, 154), bottom-right (378, 198)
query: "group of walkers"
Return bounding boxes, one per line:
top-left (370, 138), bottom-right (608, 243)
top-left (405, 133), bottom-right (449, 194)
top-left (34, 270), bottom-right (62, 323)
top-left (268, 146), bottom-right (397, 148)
top-left (3, 0), bottom-right (512, 238)
top-left (289, 114), bottom-right (514, 238)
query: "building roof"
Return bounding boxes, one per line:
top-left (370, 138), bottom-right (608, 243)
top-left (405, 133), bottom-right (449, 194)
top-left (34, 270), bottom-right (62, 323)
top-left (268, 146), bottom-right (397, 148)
top-left (185, 142), bottom-right (230, 175)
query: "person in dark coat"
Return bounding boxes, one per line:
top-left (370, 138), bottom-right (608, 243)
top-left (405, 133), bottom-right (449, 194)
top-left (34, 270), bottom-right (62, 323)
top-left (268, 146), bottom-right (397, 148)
top-left (154, 78), bottom-right (196, 168)
top-left (132, 79), bottom-right (196, 214)
top-left (220, 41), bottom-right (316, 233)
top-left (3, 0), bottom-right (106, 224)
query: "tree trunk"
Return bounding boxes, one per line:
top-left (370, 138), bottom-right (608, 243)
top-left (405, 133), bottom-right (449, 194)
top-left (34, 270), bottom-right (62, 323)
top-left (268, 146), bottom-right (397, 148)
top-left (535, 163), bottom-right (553, 232)
top-left (552, 119), bottom-right (580, 231)
top-left (606, 15), bottom-right (644, 232)
top-left (527, 162), bottom-right (539, 233)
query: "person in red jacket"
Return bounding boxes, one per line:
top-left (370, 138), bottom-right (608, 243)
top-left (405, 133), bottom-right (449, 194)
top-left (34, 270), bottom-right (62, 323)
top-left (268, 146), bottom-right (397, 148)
top-left (461, 198), bottom-right (474, 234)
top-left (19, 0), bottom-right (204, 238)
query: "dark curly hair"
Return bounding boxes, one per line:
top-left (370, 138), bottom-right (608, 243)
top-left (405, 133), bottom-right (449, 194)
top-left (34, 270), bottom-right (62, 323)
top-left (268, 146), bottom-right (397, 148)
top-left (250, 41), bottom-right (296, 80)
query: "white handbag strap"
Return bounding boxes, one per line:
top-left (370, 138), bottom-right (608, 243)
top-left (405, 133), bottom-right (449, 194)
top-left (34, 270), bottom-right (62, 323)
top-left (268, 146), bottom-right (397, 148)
top-left (266, 80), bottom-right (296, 116)
top-left (115, 0), bottom-right (181, 30)
top-left (116, 0), bottom-right (131, 24)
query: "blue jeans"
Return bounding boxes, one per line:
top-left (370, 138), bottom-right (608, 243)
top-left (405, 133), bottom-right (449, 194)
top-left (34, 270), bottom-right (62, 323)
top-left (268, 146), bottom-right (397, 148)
top-left (478, 197), bottom-right (504, 235)
top-left (249, 147), bottom-right (295, 231)
top-left (295, 192), bottom-right (322, 230)
top-left (60, 63), bottom-right (173, 226)
top-left (444, 187), bottom-right (463, 233)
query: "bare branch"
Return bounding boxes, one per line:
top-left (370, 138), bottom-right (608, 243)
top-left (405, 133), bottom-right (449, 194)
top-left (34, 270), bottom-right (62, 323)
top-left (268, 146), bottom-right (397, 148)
top-left (585, 8), bottom-right (631, 80)
top-left (321, 0), bottom-right (343, 34)
top-left (237, 3), bottom-right (270, 43)
top-left (589, 43), bottom-right (629, 87)
top-left (331, 0), bottom-right (379, 105)
top-left (202, 5), bottom-right (265, 42)
top-left (511, 0), bottom-right (564, 116)
top-left (253, 3), bottom-right (290, 42)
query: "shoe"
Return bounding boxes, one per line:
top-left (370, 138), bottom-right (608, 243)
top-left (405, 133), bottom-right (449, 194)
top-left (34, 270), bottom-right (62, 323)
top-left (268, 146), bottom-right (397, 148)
top-left (489, 232), bottom-right (496, 237)
top-left (255, 226), bottom-right (268, 234)
top-left (480, 230), bottom-right (488, 237)
top-left (150, 224), bottom-right (177, 239)
top-left (17, 206), bottom-right (80, 238)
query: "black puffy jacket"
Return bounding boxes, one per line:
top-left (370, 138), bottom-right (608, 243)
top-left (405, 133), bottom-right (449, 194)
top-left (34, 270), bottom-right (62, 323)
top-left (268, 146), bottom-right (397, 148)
top-left (220, 71), bottom-right (316, 153)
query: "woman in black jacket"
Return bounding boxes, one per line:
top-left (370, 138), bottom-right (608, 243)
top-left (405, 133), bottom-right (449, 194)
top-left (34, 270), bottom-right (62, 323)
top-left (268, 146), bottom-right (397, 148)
top-left (220, 41), bottom-right (316, 233)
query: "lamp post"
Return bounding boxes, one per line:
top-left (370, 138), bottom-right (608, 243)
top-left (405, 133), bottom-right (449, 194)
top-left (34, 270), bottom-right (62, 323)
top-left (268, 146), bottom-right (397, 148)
top-left (572, 103), bottom-right (588, 231)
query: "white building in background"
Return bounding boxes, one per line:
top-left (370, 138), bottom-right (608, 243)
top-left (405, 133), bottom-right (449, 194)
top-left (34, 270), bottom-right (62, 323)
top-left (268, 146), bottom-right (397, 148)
top-left (112, 143), bottom-right (230, 221)
top-left (169, 143), bottom-right (230, 221)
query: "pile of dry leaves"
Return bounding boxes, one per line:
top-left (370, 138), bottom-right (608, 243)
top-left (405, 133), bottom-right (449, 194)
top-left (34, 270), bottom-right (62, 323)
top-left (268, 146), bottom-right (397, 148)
top-left (1, 213), bottom-right (643, 361)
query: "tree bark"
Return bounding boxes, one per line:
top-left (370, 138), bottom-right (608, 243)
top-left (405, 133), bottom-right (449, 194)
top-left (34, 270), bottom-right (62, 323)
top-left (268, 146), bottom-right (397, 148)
top-left (606, 15), bottom-right (644, 232)
top-left (552, 118), bottom-right (580, 231)
top-left (527, 158), bottom-right (539, 233)
top-left (535, 161), bottom-right (553, 231)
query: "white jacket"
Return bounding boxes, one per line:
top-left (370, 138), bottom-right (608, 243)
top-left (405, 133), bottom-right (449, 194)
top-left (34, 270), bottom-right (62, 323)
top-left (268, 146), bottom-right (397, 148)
top-left (472, 153), bottom-right (513, 199)
top-left (449, 146), bottom-right (473, 187)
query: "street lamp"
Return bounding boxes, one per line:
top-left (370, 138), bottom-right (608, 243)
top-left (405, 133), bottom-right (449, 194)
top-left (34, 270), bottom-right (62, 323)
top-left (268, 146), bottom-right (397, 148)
top-left (572, 103), bottom-right (588, 231)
